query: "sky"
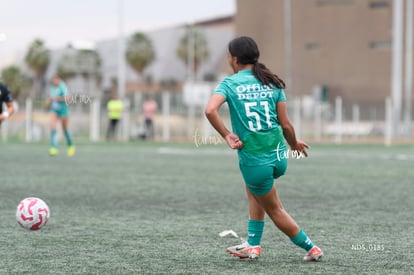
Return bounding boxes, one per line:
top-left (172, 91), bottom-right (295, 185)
top-left (0, 0), bottom-right (235, 68)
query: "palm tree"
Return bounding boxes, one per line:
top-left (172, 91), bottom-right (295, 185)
top-left (177, 26), bottom-right (209, 80)
top-left (56, 48), bottom-right (101, 94)
top-left (24, 38), bottom-right (50, 99)
top-left (1, 65), bottom-right (29, 100)
top-left (125, 32), bottom-right (155, 76)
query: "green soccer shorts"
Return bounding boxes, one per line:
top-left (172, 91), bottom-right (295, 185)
top-left (239, 157), bottom-right (288, 196)
top-left (51, 108), bottom-right (69, 117)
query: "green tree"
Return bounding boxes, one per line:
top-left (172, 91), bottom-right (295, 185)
top-left (24, 38), bottom-right (50, 99)
top-left (177, 26), bottom-right (209, 79)
top-left (125, 32), bottom-right (155, 76)
top-left (0, 65), bottom-right (29, 100)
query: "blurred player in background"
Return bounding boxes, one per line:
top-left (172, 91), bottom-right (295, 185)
top-left (0, 82), bottom-right (15, 124)
top-left (106, 94), bottom-right (124, 141)
top-left (205, 36), bottom-right (323, 261)
top-left (47, 75), bottom-right (75, 156)
top-left (142, 94), bottom-right (157, 140)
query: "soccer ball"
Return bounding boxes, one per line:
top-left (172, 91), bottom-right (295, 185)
top-left (16, 197), bottom-right (50, 230)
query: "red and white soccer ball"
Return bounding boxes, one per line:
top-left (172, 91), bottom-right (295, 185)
top-left (16, 197), bottom-right (50, 230)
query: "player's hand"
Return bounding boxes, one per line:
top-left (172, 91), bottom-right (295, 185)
top-left (0, 111), bottom-right (9, 121)
top-left (45, 98), bottom-right (51, 107)
top-left (291, 139), bottom-right (310, 157)
top-left (224, 133), bottom-right (243, 150)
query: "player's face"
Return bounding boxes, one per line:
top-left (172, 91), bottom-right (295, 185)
top-left (52, 76), bottom-right (60, 86)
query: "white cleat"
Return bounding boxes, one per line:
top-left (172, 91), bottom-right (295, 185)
top-left (304, 246), bottom-right (323, 262)
top-left (227, 241), bottom-right (261, 260)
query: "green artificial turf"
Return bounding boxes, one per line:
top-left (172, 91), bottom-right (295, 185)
top-left (1, 142), bottom-right (413, 274)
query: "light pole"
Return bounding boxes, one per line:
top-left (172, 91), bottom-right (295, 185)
top-left (391, 0), bottom-right (404, 137)
top-left (284, 0), bottom-right (292, 95)
top-left (117, 0), bottom-right (128, 141)
top-left (117, 0), bottom-right (126, 100)
top-left (187, 24), bottom-right (195, 81)
top-left (404, 0), bottom-right (413, 135)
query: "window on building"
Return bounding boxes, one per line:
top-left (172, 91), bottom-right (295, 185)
top-left (306, 42), bottom-right (320, 51)
top-left (369, 41), bottom-right (391, 50)
top-left (369, 1), bottom-right (390, 9)
top-left (317, 0), bottom-right (354, 6)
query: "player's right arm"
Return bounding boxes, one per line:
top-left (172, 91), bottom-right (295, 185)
top-left (0, 85), bottom-right (15, 121)
top-left (277, 101), bottom-right (309, 156)
top-left (0, 101), bottom-right (14, 121)
top-left (205, 94), bottom-right (243, 150)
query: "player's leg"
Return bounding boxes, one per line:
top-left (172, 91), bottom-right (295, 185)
top-left (254, 185), bottom-right (299, 237)
top-left (61, 116), bottom-right (72, 146)
top-left (145, 118), bottom-right (154, 139)
top-left (226, 185), bottom-right (264, 259)
top-left (246, 186), bottom-right (265, 246)
top-left (112, 119), bottom-right (119, 140)
top-left (227, 166), bottom-right (271, 259)
top-left (107, 119), bottom-right (115, 141)
top-left (61, 116), bottom-right (75, 156)
top-left (149, 119), bottom-right (154, 139)
top-left (253, 185), bottom-right (323, 261)
top-left (106, 119), bottom-right (112, 140)
top-left (49, 112), bottom-right (59, 155)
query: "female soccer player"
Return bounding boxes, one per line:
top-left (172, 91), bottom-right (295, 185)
top-left (47, 75), bottom-right (75, 156)
top-left (0, 82), bottom-right (15, 123)
top-left (205, 36), bottom-right (323, 261)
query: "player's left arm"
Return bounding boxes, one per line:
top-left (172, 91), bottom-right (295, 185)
top-left (0, 101), bottom-right (15, 121)
top-left (277, 101), bottom-right (309, 156)
top-left (52, 96), bottom-right (68, 102)
top-left (46, 94), bottom-right (67, 103)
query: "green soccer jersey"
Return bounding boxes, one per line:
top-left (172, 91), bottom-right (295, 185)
top-left (50, 82), bottom-right (69, 114)
top-left (214, 69), bottom-right (287, 166)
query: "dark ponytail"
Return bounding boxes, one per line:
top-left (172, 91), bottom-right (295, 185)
top-left (252, 62), bottom-right (285, 89)
top-left (228, 36), bottom-right (286, 89)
